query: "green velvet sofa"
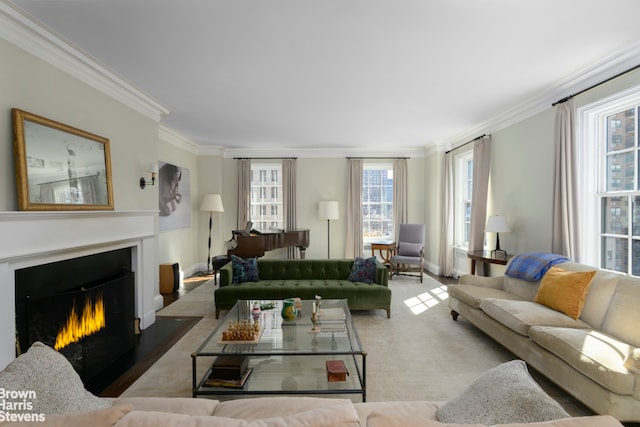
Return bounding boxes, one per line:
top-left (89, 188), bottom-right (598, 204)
top-left (214, 259), bottom-right (391, 319)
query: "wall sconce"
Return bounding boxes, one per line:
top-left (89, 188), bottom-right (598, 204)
top-left (139, 163), bottom-right (159, 189)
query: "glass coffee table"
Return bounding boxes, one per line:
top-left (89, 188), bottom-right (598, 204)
top-left (191, 299), bottom-right (367, 401)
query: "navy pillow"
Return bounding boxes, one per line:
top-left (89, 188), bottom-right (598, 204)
top-left (231, 255), bottom-right (260, 283)
top-left (348, 257), bottom-right (377, 283)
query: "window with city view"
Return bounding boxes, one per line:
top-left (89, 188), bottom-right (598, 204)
top-left (580, 87), bottom-right (640, 276)
top-left (250, 163), bottom-right (283, 230)
top-left (362, 164), bottom-right (393, 242)
top-left (455, 152), bottom-right (473, 248)
top-left (601, 107), bottom-right (640, 275)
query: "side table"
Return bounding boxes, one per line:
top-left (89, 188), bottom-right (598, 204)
top-left (467, 250), bottom-right (512, 276)
top-left (371, 241), bottom-right (395, 264)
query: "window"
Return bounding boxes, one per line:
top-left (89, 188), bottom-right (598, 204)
top-left (579, 87), bottom-right (640, 275)
top-left (455, 152), bottom-right (473, 248)
top-left (250, 162), bottom-right (283, 230)
top-left (362, 163), bottom-right (393, 243)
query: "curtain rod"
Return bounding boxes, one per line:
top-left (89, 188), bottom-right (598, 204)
top-left (552, 63), bottom-right (640, 106)
top-left (445, 133), bottom-right (487, 154)
top-left (345, 156), bottom-right (410, 159)
top-left (233, 157), bottom-right (298, 160)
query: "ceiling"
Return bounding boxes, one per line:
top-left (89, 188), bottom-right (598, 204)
top-left (7, 0), bottom-right (640, 154)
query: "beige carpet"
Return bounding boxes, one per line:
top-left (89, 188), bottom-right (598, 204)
top-left (120, 274), bottom-right (592, 416)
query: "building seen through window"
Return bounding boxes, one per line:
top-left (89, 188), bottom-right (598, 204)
top-left (250, 163), bottom-right (283, 230)
top-left (362, 164), bottom-right (393, 242)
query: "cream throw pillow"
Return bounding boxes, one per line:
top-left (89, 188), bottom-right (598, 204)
top-left (534, 266), bottom-right (596, 319)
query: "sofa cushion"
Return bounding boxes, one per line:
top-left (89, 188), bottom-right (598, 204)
top-left (0, 341), bottom-right (111, 415)
top-left (232, 255), bottom-right (260, 283)
top-left (111, 397), bottom-right (218, 415)
top-left (448, 284), bottom-right (523, 309)
top-left (115, 405), bottom-right (360, 427)
top-left (601, 276), bottom-right (640, 348)
top-left (577, 269), bottom-right (620, 329)
top-left (354, 401), bottom-right (439, 426)
top-left (366, 414), bottom-right (623, 427)
top-left (480, 299), bottom-right (590, 336)
top-left (0, 404), bottom-right (132, 427)
top-left (214, 396), bottom-right (354, 420)
top-left (534, 266), bottom-right (596, 320)
top-left (347, 257), bottom-right (377, 283)
top-left (435, 360), bottom-right (569, 424)
top-left (528, 326), bottom-right (635, 395)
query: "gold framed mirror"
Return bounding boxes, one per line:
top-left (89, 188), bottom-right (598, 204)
top-left (12, 108), bottom-right (114, 211)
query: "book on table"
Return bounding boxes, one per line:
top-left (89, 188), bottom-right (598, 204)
top-left (204, 367), bottom-right (253, 389)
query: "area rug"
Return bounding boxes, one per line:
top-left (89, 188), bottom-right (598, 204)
top-left (119, 274), bottom-right (592, 416)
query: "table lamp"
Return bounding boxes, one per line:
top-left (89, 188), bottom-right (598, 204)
top-left (485, 214), bottom-right (510, 258)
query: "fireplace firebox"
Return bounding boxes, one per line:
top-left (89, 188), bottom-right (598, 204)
top-left (15, 248), bottom-right (136, 383)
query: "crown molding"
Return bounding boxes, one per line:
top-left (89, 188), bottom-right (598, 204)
top-left (221, 146), bottom-right (426, 159)
top-left (158, 125), bottom-right (201, 154)
top-left (0, 2), bottom-right (169, 122)
top-left (445, 40), bottom-right (640, 151)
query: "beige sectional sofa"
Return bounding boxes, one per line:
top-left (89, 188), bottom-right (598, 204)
top-left (0, 341), bottom-right (625, 426)
top-left (448, 258), bottom-right (640, 422)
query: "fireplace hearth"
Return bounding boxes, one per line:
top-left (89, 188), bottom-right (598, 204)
top-left (15, 248), bottom-right (136, 383)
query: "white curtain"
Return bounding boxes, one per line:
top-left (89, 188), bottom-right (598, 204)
top-left (236, 159), bottom-right (251, 229)
top-left (393, 158), bottom-right (408, 240)
top-left (439, 152), bottom-right (454, 276)
top-left (282, 159), bottom-right (297, 259)
top-left (468, 136), bottom-right (492, 252)
top-left (346, 158), bottom-right (364, 258)
top-left (552, 99), bottom-right (579, 259)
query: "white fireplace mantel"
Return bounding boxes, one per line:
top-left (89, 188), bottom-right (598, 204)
top-left (0, 210), bottom-right (160, 370)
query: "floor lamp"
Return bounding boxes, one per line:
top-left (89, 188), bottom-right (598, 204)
top-left (200, 194), bottom-right (224, 274)
top-left (318, 201), bottom-right (339, 259)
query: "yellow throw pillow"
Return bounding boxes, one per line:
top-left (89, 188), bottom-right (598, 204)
top-left (534, 266), bottom-right (596, 320)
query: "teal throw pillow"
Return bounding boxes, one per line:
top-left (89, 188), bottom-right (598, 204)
top-left (231, 255), bottom-right (260, 283)
top-left (348, 257), bottom-right (377, 283)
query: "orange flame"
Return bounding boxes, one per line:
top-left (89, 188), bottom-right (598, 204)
top-left (54, 293), bottom-right (106, 350)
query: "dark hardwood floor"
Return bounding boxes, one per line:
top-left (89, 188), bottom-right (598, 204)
top-left (88, 273), bottom-right (213, 397)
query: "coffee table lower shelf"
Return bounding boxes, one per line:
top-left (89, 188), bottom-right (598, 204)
top-left (192, 353), bottom-right (366, 401)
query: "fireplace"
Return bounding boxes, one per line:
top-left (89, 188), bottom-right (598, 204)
top-left (0, 211), bottom-right (159, 373)
top-left (15, 248), bottom-right (136, 382)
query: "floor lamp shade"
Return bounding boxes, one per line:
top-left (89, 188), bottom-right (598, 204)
top-left (200, 194), bottom-right (224, 274)
top-left (318, 201), bottom-right (339, 220)
top-left (200, 194), bottom-right (224, 213)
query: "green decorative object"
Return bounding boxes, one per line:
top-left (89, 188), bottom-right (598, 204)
top-left (281, 298), bottom-right (297, 320)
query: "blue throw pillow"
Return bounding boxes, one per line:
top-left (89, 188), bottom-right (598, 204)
top-left (348, 257), bottom-right (377, 283)
top-left (231, 255), bottom-right (260, 283)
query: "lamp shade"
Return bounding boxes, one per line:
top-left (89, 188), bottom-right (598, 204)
top-left (200, 194), bottom-right (224, 212)
top-left (485, 215), bottom-right (510, 233)
top-left (148, 162), bottom-right (159, 174)
top-left (318, 201), bottom-right (339, 220)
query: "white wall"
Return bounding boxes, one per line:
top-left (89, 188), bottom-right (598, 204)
top-left (221, 156), bottom-right (426, 261)
top-left (156, 140), bottom-right (202, 278)
top-left (0, 40), bottom-right (159, 211)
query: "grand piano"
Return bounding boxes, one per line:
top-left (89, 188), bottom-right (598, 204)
top-left (226, 224), bottom-right (310, 259)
